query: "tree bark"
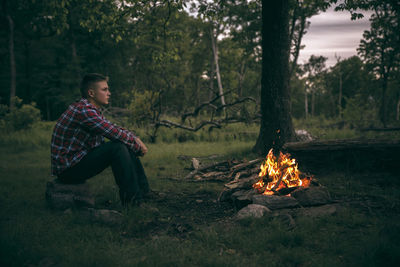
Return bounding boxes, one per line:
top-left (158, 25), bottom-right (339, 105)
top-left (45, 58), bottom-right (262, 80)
top-left (7, 14), bottom-right (16, 109)
top-left (210, 27), bottom-right (226, 114)
top-left (253, 0), bottom-right (295, 155)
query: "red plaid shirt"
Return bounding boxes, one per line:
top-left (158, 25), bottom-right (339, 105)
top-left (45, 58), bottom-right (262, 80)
top-left (51, 98), bottom-right (141, 176)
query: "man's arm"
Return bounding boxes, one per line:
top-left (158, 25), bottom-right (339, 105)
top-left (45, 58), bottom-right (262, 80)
top-left (78, 106), bottom-right (142, 153)
top-left (135, 138), bottom-right (148, 156)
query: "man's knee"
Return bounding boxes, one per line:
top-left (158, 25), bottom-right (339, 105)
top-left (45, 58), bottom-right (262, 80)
top-left (109, 141), bottom-right (129, 156)
top-left (111, 141), bottom-right (128, 151)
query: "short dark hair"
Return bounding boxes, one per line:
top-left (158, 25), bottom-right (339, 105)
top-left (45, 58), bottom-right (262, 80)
top-left (80, 73), bottom-right (109, 98)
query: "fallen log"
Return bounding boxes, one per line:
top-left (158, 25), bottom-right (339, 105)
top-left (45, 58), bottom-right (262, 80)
top-left (359, 127), bottom-right (400, 132)
top-left (283, 139), bottom-right (400, 172)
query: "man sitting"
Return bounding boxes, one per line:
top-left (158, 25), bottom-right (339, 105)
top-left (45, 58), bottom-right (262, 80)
top-left (51, 73), bottom-right (150, 205)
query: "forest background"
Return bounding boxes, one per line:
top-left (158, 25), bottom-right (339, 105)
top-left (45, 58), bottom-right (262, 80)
top-left (1, 1), bottom-right (400, 266)
top-left (1, 0), bottom-right (399, 138)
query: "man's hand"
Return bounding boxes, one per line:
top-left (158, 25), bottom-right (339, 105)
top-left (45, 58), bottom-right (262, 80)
top-left (136, 138), bottom-right (148, 156)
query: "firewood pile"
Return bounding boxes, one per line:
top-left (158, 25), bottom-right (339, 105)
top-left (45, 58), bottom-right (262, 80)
top-left (180, 154), bottom-right (332, 214)
top-left (181, 155), bottom-right (263, 184)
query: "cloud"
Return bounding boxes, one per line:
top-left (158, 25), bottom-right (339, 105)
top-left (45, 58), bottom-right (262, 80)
top-left (299, 6), bottom-right (373, 67)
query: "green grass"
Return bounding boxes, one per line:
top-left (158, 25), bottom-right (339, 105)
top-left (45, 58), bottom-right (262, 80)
top-left (1, 121), bottom-right (399, 266)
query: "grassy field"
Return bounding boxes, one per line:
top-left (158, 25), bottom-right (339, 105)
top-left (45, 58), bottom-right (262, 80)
top-left (1, 122), bottom-right (399, 266)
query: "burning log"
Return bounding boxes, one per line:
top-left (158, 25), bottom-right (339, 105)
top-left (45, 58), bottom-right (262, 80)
top-left (253, 149), bottom-right (312, 196)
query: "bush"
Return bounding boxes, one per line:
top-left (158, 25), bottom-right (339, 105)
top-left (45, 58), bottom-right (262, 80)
top-left (126, 90), bottom-right (160, 126)
top-left (1, 97), bottom-right (41, 131)
top-left (342, 94), bottom-right (378, 128)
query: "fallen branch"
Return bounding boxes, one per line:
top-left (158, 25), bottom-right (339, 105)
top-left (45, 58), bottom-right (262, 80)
top-left (184, 160), bottom-right (232, 179)
top-left (228, 158), bottom-right (263, 179)
top-left (181, 93), bottom-right (257, 123)
top-left (215, 97), bottom-right (256, 112)
top-left (177, 154), bottom-right (222, 161)
top-left (156, 120), bottom-right (222, 132)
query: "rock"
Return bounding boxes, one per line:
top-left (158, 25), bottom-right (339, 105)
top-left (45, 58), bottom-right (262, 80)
top-left (84, 208), bottom-right (124, 225)
top-left (45, 180), bottom-right (95, 210)
top-left (235, 204), bottom-right (271, 220)
top-left (37, 257), bottom-right (57, 267)
top-left (231, 189), bottom-right (258, 210)
top-left (295, 129), bottom-right (313, 142)
top-left (296, 204), bottom-right (337, 217)
top-left (291, 186), bottom-right (331, 206)
top-left (218, 188), bottom-right (235, 202)
top-left (139, 203), bottom-right (160, 213)
top-left (252, 194), bottom-right (299, 210)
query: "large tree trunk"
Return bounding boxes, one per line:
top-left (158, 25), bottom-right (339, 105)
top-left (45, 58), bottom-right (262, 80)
top-left (7, 15), bottom-right (16, 109)
top-left (210, 27), bottom-right (226, 114)
top-left (253, 0), bottom-right (296, 155)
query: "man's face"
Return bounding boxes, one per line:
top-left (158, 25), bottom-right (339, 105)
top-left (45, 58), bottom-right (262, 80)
top-left (88, 81), bottom-right (110, 107)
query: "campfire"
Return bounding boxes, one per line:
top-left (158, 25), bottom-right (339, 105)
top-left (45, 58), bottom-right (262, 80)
top-left (253, 149), bottom-right (312, 196)
top-left (182, 148), bottom-right (332, 213)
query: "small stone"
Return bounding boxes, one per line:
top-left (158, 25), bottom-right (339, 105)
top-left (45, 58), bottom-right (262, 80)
top-left (231, 189), bottom-right (258, 210)
top-left (236, 204), bottom-right (271, 220)
top-left (63, 208), bottom-right (72, 214)
top-left (252, 194), bottom-right (299, 210)
top-left (225, 249), bottom-right (236, 255)
top-left (273, 213), bottom-right (296, 229)
top-left (296, 204), bottom-right (337, 217)
top-left (84, 208), bottom-right (124, 225)
top-left (291, 186), bottom-right (332, 206)
top-left (37, 257), bottom-right (56, 267)
top-left (140, 203), bottom-right (160, 213)
top-left (218, 188), bottom-right (235, 202)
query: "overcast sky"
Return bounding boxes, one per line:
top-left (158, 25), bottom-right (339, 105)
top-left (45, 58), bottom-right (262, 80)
top-left (298, 5), bottom-right (373, 68)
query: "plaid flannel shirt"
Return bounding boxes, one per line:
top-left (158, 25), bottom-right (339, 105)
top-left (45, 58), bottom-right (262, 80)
top-left (51, 98), bottom-right (141, 176)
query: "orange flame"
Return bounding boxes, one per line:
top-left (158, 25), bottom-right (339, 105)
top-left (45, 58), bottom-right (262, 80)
top-left (253, 149), bottom-right (311, 195)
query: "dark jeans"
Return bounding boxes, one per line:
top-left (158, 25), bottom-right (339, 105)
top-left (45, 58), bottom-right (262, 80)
top-left (58, 141), bottom-right (149, 204)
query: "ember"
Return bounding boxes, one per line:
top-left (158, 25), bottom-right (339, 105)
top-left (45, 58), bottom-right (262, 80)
top-left (253, 149), bottom-right (311, 195)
